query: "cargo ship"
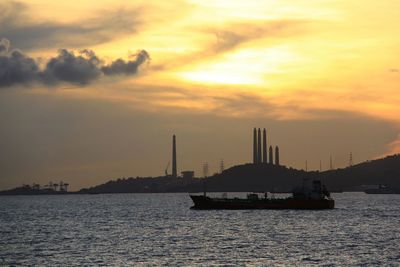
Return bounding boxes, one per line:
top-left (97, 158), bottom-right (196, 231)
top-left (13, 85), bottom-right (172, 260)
top-left (190, 179), bottom-right (334, 210)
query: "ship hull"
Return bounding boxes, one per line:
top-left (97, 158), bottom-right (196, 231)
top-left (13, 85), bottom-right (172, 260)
top-left (190, 195), bottom-right (334, 210)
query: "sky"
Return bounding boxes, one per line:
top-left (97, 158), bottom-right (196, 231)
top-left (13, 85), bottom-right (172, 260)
top-left (0, 0), bottom-right (399, 190)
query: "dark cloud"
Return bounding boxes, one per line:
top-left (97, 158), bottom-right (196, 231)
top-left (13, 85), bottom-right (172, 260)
top-left (0, 1), bottom-right (142, 50)
top-left (0, 39), bottom-right (150, 87)
top-left (0, 38), bottom-right (40, 87)
top-left (43, 49), bottom-right (102, 85)
top-left (101, 50), bottom-right (150, 76)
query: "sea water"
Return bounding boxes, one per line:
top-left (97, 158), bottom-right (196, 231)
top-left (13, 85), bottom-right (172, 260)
top-left (0, 193), bottom-right (399, 266)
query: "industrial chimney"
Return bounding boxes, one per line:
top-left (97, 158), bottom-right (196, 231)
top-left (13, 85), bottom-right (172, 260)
top-left (257, 128), bottom-right (261, 163)
top-left (269, 146), bottom-right (273, 164)
top-left (262, 128), bottom-right (267, 163)
top-left (253, 128), bottom-right (257, 164)
top-left (172, 135), bottom-right (177, 177)
top-left (275, 146), bottom-right (280, 166)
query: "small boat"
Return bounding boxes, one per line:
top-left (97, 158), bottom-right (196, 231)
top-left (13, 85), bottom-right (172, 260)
top-left (190, 179), bottom-right (334, 210)
top-left (364, 184), bottom-right (400, 194)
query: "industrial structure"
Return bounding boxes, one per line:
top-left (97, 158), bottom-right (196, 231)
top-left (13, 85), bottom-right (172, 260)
top-left (253, 128), bottom-right (257, 163)
top-left (181, 171), bottom-right (195, 179)
top-left (262, 129), bottom-right (267, 163)
top-left (253, 128), bottom-right (280, 165)
top-left (275, 146), bottom-right (280, 166)
top-left (269, 146), bottom-right (273, 164)
top-left (170, 134), bottom-right (194, 178)
top-left (172, 134), bottom-right (177, 177)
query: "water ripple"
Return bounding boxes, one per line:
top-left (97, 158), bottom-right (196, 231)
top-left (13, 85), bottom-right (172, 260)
top-left (0, 193), bottom-right (399, 266)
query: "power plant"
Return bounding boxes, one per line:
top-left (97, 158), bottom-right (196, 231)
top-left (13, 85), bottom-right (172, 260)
top-left (253, 128), bottom-right (280, 165)
top-left (167, 129), bottom-right (280, 180)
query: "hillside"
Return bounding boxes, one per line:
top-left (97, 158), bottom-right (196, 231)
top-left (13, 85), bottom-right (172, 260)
top-left (78, 154), bottom-right (400, 193)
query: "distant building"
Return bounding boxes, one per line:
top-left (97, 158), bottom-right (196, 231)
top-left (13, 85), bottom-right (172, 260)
top-left (181, 171), bottom-right (194, 179)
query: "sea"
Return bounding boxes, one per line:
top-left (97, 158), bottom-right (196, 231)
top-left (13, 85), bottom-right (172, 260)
top-left (0, 192), bottom-right (399, 266)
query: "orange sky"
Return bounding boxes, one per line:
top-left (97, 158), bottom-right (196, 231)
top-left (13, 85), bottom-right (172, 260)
top-left (0, 0), bottom-right (399, 190)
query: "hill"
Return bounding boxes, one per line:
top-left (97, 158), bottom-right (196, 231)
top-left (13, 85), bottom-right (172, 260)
top-left (78, 154), bottom-right (400, 193)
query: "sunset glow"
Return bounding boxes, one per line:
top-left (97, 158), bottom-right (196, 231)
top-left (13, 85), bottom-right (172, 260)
top-left (1, 0), bottom-right (400, 189)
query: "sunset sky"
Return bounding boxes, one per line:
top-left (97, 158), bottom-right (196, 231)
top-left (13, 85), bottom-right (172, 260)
top-left (1, 0), bottom-right (400, 190)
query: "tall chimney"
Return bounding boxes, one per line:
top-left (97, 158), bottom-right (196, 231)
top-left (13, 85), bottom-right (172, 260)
top-left (262, 128), bottom-right (267, 163)
top-left (269, 145), bottom-right (273, 164)
top-left (275, 146), bottom-right (280, 166)
top-left (257, 128), bottom-right (261, 163)
top-left (172, 134), bottom-right (177, 177)
top-left (253, 128), bottom-right (257, 164)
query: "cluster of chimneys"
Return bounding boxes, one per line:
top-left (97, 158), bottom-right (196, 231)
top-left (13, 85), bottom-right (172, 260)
top-left (170, 129), bottom-right (280, 179)
top-left (253, 128), bottom-right (279, 166)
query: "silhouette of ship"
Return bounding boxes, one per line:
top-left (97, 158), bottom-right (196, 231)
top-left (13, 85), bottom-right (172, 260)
top-left (190, 179), bottom-right (334, 210)
top-left (364, 184), bottom-right (400, 194)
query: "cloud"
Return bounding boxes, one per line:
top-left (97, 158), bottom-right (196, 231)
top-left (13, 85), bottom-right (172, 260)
top-left (153, 19), bottom-right (308, 71)
top-left (0, 1), bottom-right (142, 50)
top-left (101, 50), bottom-right (150, 76)
top-left (0, 39), bottom-right (150, 87)
top-left (0, 38), bottom-right (10, 54)
top-left (211, 20), bottom-right (307, 53)
top-left (0, 38), bottom-right (40, 87)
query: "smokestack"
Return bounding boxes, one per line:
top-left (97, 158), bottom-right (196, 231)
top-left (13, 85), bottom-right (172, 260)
top-left (253, 128), bottom-right (257, 164)
top-left (172, 135), bottom-right (177, 177)
top-left (269, 146), bottom-right (273, 164)
top-left (257, 128), bottom-right (261, 163)
top-left (275, 146), bottom-right (280, 166)
top-left (262, 128), bottom-right (267, 163)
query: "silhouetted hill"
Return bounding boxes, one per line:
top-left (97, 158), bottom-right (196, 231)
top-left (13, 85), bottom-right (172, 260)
top-left (183, 164), bottom-right (310, 193)
top-left (78, 154), bottom-right (400, 193)
top-left (321, 154), bottom-right (400, 191)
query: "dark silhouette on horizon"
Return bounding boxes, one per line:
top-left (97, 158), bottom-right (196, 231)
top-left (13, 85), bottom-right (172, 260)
top-left (73, 154), bottom-right (400, 194)
top-left (2, 128), bottom-right (400, 195)
top-left (2, 154), bottom-right (400, 195)
top-left (172, 134), bottom-right (177, 178)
